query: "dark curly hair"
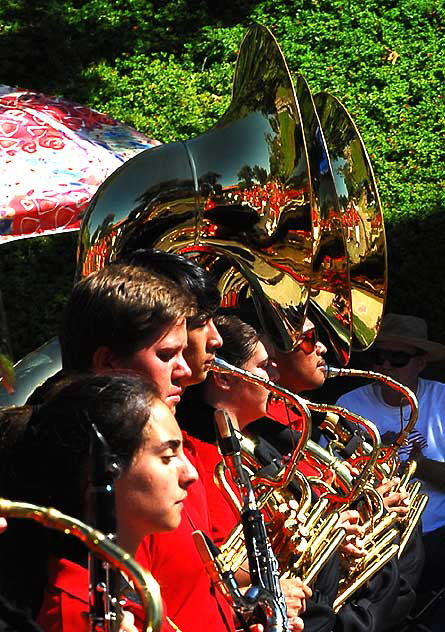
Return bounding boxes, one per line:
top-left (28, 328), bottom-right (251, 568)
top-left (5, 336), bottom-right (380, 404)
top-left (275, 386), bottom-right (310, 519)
top-left (0, 373), bottom-right (159, 616)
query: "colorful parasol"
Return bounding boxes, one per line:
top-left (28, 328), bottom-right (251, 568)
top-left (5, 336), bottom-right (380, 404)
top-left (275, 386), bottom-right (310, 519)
top-left (0, 85), bottom-right (160, 241)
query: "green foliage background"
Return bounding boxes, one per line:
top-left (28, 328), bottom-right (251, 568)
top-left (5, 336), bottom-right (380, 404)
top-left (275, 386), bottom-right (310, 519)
top-left (1, 0), bottom-right (445, 360)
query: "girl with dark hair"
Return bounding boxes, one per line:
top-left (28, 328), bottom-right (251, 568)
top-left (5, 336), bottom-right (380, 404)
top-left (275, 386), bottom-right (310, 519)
top-left (0, 373), bottom-right (197, 632)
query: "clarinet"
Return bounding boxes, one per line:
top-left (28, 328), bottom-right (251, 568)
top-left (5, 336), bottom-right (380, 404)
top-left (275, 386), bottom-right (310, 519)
top-left (88, 424), bottom-right (123, 632)
top-left (214, 409), bottom-right (290, 632)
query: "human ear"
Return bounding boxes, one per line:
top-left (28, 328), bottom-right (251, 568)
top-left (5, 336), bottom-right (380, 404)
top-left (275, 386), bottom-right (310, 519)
top-left (212, 372), bottom-right (233, 392)
top-left (92, 346), bottom-right (116, 372)
top-left (416, 354), bottom-right (427, 374)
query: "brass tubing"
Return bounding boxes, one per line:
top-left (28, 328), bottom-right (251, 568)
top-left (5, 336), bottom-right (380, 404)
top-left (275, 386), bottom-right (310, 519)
top-left (0, 498), bottom-right (163, 632)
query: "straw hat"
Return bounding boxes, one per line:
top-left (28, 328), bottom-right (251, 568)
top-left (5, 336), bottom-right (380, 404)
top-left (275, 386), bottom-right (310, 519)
top-left (376, 313), bottom-right (445, 362)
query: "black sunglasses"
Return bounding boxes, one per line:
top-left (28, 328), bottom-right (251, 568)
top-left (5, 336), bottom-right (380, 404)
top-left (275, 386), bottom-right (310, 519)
top-left (296, 328), bottom-right (319, 354)
top-left (370, 349), bottom-right (419, 368)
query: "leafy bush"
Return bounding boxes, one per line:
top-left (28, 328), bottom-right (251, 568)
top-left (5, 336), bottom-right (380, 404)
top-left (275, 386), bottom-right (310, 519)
top-left (1, 0), bottom-right (444, 359)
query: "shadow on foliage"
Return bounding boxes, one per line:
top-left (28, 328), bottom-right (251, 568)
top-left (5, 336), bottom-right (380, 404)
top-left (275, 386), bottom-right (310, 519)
top-left (0, 0), bottom-right (261, 96)
top-left (0, 233), bottom-right (77, 362)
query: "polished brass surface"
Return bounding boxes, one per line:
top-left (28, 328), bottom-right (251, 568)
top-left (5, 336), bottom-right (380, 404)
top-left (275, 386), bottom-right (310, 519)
top-left (211, 357), bottom-right (396, 593)
top-left (394, 460), bottom-right (429, 556)
top-left (333, 530), bottom-right (400, 611)
top-left (325, 365), bottom-right (418, 470)
top-left (213, 357), bottom-right (312, 486)
top-left (0, 498), bottom-right (163, 632)
top-left (398, 492), bottom-right (428, 556)
top-left (211, 359), bottom-right (350, 584)
top-left (76, 24), bottom-right (388, 360)
top-left (295, 75), bottom-right (352, 364)
top-left (78, 24), bottom-right (315, 352)
top-left (215, 452), bottom-right (346, 585)
top-left (304, 405), bottom-right (381, 506)
top-left (211, 360), bottom-right (422, 605)
top-left (314, 94), bottom-right (387, 351)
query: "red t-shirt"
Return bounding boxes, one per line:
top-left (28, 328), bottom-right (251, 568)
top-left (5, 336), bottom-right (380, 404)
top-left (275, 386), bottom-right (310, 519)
top-left (267, 398), bottom-right (303, 431)
top-left (36, 557), bottom-right (172, 632)
top-left (185, 435), bottom-right (240, 547)
top-left (135, 433), bottom-right (235, 632)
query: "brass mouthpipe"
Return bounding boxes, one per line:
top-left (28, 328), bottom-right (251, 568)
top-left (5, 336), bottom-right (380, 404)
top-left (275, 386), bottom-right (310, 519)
top-left (0, 498), bottom-right (162, 632)
top-left (304, 497), bottom-right (330, 533)
top-left (399, 459), bottom-right (418, 489)
top-left (325, 365), bottom-right (418, 464)
top-left (213, 357), bottom-right (312, 489)
top-left (213, 358), bottom-right (382, 507)
top-left (304, 512), bottom-right (343, 561)
top-left (306, 400), bottom-right (383, 502)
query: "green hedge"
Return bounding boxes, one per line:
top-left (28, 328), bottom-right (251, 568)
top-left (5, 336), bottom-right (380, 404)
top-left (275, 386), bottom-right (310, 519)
top-left (1, 0), bottom-right (444, 360)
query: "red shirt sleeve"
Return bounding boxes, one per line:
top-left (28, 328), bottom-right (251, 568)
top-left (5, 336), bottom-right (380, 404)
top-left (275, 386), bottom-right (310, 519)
top-left (135, 449), bottom-right (235, 632)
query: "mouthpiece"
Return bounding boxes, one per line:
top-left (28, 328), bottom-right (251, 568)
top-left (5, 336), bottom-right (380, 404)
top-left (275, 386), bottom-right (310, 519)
top-left (324, 365), bottom-right (344, 379)
top-left (213, 357), bottom-right (235, 374)
top-left (214, 409), bottom-right (241, 456)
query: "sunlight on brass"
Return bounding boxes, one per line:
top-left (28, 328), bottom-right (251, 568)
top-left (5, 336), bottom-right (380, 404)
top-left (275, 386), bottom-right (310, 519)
top-left (314, 93), bottom-right (387, 351)
top-left (77, 24), bottom-right (314, 352)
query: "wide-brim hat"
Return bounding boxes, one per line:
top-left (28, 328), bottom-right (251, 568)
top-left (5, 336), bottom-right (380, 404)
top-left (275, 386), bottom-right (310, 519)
top-left (376, 313), bottom-right (445, 362)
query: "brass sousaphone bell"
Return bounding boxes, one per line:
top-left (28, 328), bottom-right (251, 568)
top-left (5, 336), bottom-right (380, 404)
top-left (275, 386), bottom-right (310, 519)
top-left (77, 24), bottom-right (386, 361)
top-left (79, 25), bottom-right (313, 353)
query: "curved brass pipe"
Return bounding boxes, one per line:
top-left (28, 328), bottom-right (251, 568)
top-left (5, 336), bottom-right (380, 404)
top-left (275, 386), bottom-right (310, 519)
top-left (305, 401), bottom-right (382, 504)
top-left (333, 528), bottom-right (400, 611)
top-left (211, 360), bottom-right (410, 596)
top-left (0, 498), bottom-right (163, 632)
top-left (213, 357), bottom-right (312, 489)
top-left (325, 365), bottom-right (418, 466)
top-left (211, 359), bottom-right (350, 583)
top-left (213, 357), bottom-right (382, 506)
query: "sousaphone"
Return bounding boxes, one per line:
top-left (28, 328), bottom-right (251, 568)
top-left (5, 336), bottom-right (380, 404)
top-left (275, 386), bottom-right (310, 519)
top-left (77, 24), bottom-right (386, 362)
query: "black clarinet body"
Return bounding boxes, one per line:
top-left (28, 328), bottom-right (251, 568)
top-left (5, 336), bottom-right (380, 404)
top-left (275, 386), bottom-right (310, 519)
top-left (214, 410), bottom-right (290, 632)
top-left (88, 423), bottom-right (122, 632)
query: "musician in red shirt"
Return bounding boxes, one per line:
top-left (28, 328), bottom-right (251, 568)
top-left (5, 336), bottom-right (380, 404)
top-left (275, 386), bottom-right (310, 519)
top-left (0, 373), bottom-right (197, 632)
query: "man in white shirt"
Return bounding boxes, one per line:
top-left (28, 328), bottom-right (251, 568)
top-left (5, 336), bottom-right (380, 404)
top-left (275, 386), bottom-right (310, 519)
top-left (337, 313), bottom-right (445, 627)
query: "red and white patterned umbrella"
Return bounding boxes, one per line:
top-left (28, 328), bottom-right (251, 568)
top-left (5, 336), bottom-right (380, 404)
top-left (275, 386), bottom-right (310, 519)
top-left (0, 85), bottom-right (160, 241)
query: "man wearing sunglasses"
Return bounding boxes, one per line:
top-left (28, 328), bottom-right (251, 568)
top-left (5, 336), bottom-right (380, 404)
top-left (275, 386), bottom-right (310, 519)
top-left (337, 313), bottom-right (445, 630)
top-left (272, 318), bottom-right (328, 393)
top-left (244, 311), bottom-right (430, 632)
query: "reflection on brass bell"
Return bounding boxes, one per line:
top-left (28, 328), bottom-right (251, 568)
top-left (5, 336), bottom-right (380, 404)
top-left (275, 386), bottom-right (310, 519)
top-left (77, 24), bottom-right (386, 362)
